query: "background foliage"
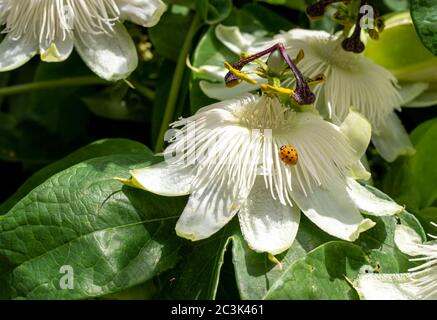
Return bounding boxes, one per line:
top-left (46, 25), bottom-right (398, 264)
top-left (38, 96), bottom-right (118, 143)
top-left (0, 0), bottom-right (436, 300)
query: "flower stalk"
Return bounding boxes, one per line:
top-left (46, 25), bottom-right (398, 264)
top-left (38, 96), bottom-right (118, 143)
top-left (154, 13), bottom-right (202, 153)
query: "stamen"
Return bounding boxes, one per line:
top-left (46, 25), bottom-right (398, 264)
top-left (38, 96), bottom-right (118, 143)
top-left (224, 61), bottom-right (257, 86)
top-left (341, 0), bottom-right (368, 53)
top-left (261, 84), bottom-right (295, 96)
top-left (224, 43), bottom-right (316, 105)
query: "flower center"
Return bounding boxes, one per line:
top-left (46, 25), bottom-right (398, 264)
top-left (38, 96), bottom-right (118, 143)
top-left (237, 96), bottom-right (297, 131)
top-left (0, 0), bottom-right (120, 43)
top-left (223, 43), bottom-right (317, 106)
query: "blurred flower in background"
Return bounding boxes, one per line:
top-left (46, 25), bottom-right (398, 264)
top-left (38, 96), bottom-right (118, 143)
top-left (0, 0), bottom-right (166, 80)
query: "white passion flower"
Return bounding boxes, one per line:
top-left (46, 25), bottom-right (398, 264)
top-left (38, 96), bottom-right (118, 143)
top-left (356, 223), bottom-right (437, 300)
top-left (0, 0), bottom-right (167, 81)
top-left (124, 94), bottom-right (403, 255)
top-left (198, 25), bottom-right (415, 162)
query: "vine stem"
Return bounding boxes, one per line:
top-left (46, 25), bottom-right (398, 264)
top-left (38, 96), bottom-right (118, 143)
top-left (0, 76), bottom-right (110, 96)
top-left (154, 13), bottom-right (202, 153)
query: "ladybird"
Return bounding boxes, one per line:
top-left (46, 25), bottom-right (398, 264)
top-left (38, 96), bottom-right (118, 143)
top-left (279, 145), bottom-right (298, 165)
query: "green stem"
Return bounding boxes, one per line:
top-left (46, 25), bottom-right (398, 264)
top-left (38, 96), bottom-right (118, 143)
top-left (0, 76), bottom-right (110, 96)
top-left (129, 80), bottom-right (155, 101)
top-left (154, 13), bottom-right (202, 153)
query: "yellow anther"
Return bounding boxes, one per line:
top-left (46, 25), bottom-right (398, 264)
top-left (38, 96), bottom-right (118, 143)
top-left (224, 61), bottom-right (258, 85)
top-left (260, 84), bottom-right (295, 95)
top-left (307, 74), bottom-right (326, 86)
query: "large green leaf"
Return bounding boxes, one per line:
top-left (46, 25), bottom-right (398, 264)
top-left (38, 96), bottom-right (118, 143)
top-left (264, 208), bottom-right (424, 300)
top-left (264, 242), bottom-right (365, 300)
top-left (232, 216), bottom-right (333, 300)
top-left (0, 153), bottom-right (187, 299)
top-left (162, 220), bottom-right (237, 299)
top-left (411, 0), bottom-right (437, 56)
top-left (149, 11), bottom-right (192, 62)
top-left (234, 210), bottom-right (422, 300)
top-left (0, 138), bottom-right (149, 214)
top-left (383, 117), bottom-right (437, 211)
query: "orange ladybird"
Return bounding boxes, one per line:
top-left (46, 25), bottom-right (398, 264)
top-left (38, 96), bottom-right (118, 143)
top-left (279, 145), bottom-right (298, 165)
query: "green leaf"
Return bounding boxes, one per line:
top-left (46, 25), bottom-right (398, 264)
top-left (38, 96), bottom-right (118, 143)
top-left (355, 211), bottom-right (425, 274)
top-left (364, 12), bottom-right (437, 82)
top-left (82, 83), bottom-right (146, 122)
top-left (383, 117), bottom-right (437, 211)
top-left (384, 0), bottom-right (409, 11)
top-left (0, 138), bottom-right (148, 214)
top-left (162, 220), bottom-right (237, 299)
top-left (100, 280), bottom-right (157, 300)
top-left (237, 3), bottom-right (294, 33)
top-left (264, 242), bottom-right (366, 300)
top-left (232, 216), bottom-right (333, 300)
top-left (257, 0), bottom-right (309, 11)
top-left (149, 11), bottom-right (192, 61)
top-left (233, 208), bottom-right (423, 300)
top-left (411, 0), bottom-right (437, 56)
top-left (196, 0), bottom-right (233, 25)
top-left (0, 152), bottom-right (187, 299)
top-left (415, 207), bottom-right (437, 237)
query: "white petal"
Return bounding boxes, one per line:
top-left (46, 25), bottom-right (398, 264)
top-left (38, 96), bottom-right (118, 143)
top-left (129, 162), bottom-right (194, 196)
top-left (346, 178), bottom-right (403, 216)
top-left (194, 65), bottom-right (228, 81)
top-left (372, 112), bottom-right (415, 162)
top-left (278, 28), bottom-right (328, 43)
top-left (40, 36), bottom-right (74, 62)
top-left (399, 82), bottom-right (429, 105)
top-left (215, 25), bottom-right (258, 54)
top-left (74, 23), bottom-right (138, 81)
top-left (176, 180), bottom-right (247, 241)
top-left (117, 0), bottom-right (167, 27)
top-left (394, 224), bottom-right (424, 256)
top-left (0, 35), bottom-right (37, 71)
top-left (281, 29), bottom-right (402, 129)
top-left (199, 79), bottom-right (263, 100)
top-left (238, 177), bottom-right (301, 255)
top-left (356, 273), bottom-right (419, 300)
top-left (291, 180), bottom-right (375, 241)
top-left (340, 109), bottom-right (372, 161)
